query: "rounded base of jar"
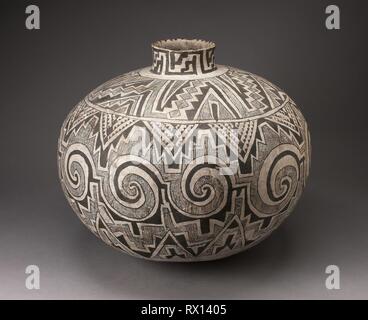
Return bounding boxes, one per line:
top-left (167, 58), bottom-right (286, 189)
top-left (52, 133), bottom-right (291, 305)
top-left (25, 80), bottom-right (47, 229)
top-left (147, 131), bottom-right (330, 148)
top-left (123, 234), bottom-right (271, 263)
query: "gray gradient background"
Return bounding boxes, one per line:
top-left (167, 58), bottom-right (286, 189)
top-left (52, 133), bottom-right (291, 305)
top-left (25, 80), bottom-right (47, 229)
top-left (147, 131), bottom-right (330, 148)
top-left (0, 0), bottom-right (367, 299)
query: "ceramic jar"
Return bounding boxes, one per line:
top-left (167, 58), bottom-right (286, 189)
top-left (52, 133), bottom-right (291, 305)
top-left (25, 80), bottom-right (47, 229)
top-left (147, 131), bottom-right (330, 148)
top-left (58, 39), bottom-right (311, 261)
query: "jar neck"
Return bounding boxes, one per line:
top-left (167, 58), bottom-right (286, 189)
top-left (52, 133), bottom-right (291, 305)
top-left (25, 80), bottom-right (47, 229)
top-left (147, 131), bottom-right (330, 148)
top-left (151, 39), bottom-right (217, 76)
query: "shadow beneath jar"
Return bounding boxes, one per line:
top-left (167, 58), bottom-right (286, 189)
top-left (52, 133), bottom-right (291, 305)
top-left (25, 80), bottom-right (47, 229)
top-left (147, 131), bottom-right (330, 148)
top-left (70, 223), bottom-right (295, 299)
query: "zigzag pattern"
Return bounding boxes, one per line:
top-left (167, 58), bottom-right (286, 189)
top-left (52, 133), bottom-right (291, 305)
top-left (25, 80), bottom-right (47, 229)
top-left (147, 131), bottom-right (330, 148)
top-left (85, 67), bottom-right (288, 122)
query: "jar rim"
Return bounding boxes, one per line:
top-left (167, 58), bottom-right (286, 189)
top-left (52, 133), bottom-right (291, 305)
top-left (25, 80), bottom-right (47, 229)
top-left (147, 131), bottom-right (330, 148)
top-left (152, 38), bottom-right (215, 52)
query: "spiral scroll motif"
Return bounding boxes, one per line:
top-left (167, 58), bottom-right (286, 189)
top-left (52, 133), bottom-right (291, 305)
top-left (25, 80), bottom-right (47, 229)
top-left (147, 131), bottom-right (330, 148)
top-left (169, 156), bottom-right (232, 218)
top-left (103, 155), bottom-right (162, 221)
top-left (249, 144), bottom-right (304, 217)
top-left (62, 144), bottom-right (95, 201)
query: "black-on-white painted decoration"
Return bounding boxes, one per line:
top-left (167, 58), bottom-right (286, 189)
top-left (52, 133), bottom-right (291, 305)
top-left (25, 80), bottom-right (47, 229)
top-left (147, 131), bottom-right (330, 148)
top-left (58, 39), bottom-right (311, 261)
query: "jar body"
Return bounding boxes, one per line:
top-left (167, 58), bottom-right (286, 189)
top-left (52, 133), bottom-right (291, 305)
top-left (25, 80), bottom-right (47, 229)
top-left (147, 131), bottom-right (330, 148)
top-left (58, 65), bottom-right (311, 262)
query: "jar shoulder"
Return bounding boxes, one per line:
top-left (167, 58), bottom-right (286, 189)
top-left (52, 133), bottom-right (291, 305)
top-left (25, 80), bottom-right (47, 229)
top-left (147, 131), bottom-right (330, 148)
top-left (72, 66), bottom-right (305, 125)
